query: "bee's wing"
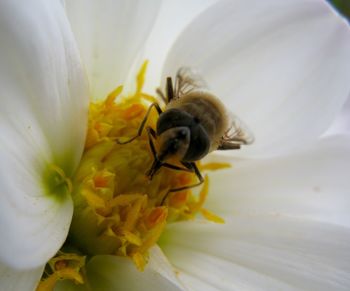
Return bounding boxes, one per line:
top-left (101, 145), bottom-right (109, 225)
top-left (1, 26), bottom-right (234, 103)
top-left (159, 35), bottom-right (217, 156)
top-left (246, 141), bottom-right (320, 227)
top-left (218, 112), bottom-right (254, 150)
top-left (175, 67), bottom-right (208, 98)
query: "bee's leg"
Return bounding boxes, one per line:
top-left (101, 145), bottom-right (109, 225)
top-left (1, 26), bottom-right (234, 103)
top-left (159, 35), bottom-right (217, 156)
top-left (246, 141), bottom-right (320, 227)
top-left (156, 88), bottom-right (167, 104)
top-left (166, 77), bottom-right (175, 102)
top-left (145, 126), bottom-right (163, 179)
top-left (146, 128), bottom-right (194, 180)
top-left (116, 102), bottom-right (162, 144)
top-left (160, 162), bottom-right (204, 205)
top-left (146, 126), bottom-right (157, 159)
top-left (217, 141), bottom-right (241, 150)
top-left (161, 163), bottom-right (193, 172)
top-left (172, 162), bottom-right (204, 191)
top-left (156, 77), bottom-right (174, 104)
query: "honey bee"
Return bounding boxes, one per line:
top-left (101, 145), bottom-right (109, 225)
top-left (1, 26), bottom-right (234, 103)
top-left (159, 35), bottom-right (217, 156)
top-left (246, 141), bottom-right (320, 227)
top-left (117, 67), bottom-right (253, 203)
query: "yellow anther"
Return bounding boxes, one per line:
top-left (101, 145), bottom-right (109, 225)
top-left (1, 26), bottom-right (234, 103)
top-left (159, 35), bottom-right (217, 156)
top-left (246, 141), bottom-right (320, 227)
top-left (110, 194), bottom-right (143, 207)
top-left (132, 252), bottom-right (147, 271)
top-left (124, 195), bottom-right (147, 231)
top-left (49, 61), bottom-right (228, 289)
top-left (106, 85), bottom-right (123, 107)
top-left (122, 230), bottom-right (142, 246)
top-left (200, 208), bottom-right (225, 224)
top-left (188, 175), bottom-right (209, 214)
top-left (200, 162), bottom-right (231, 171)
top-left (81, 188), bottom-right (106, 209)
top-left (37, 253), bottom-right (85, 291)
top-left (135, 60), bottom-right (148, 95)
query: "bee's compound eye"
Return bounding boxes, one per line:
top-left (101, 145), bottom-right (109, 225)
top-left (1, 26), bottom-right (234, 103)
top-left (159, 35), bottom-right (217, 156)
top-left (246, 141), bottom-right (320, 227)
top-left (156, 108), bottom-right (193, 136)
top-left (183, 124), bottom-right (210, 162)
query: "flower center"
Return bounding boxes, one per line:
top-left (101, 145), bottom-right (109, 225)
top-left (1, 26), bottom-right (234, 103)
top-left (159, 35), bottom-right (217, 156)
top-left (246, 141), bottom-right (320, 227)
top-left (38, 62), bottom-right (229, 289)
top-left (42, 164), bottom-right (72, 202)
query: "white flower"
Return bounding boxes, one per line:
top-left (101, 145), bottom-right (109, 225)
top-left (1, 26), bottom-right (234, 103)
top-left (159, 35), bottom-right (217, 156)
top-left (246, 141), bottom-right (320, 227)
top-left (1, 0), bottom-right (350, 290)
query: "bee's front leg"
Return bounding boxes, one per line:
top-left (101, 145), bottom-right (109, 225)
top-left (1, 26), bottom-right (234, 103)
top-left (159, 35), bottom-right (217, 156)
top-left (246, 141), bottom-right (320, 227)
top-left (115, 102), bottom-right (162, 144)
top-left (160, 162), bottom-right (204, 205)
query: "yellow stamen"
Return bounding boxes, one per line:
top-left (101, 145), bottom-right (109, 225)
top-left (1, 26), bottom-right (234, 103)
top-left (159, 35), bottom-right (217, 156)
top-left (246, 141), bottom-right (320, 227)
top-left (132, 252), bottom-right (147, 271)
top-left (136, 61), bottom-right (148, 95)
top-left (200, 162), bottom-right (231, 171)
top-left (200, 208), bottom-right (225, 224)
top-left (122, 230), bottom-right (143, 246)
top-left (40, 61), bottom-right (230, 289)
top-left (75, 61), bottom-right (228, 258)
top-left (37, 253), bottom-right (85, 291)
top-left (106, 85), bottom-right (123, 106)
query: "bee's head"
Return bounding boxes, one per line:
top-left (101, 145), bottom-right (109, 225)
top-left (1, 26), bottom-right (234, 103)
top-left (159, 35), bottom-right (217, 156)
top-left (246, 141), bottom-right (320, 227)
top-left (156, 108), bottom-right (210, 161)
top-left (147, 108), bottom-right (210, 179)
top-left (158, 127), bottom-right (190, 161)
top-left (146, 126), bottom-right (190, 179)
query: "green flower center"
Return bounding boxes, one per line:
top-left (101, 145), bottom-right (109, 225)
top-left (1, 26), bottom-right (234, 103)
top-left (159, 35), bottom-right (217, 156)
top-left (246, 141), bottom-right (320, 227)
top-left (42, 164), bottom-right (72, 202)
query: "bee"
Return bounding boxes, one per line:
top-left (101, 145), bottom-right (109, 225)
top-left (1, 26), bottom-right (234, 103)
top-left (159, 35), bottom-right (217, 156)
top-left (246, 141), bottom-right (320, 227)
top-left (117, 67), bottom-right (254, 203)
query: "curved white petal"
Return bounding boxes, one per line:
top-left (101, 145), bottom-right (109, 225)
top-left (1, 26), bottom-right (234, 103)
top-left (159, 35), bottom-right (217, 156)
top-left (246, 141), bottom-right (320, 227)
top-left (161, 217), bottom-right (350, 291)
top-left (324, 94), bottom-right (350, 136)
top-left (0, 262), bottom-right (43, 291)
top-left (142, 0), bottom-right (218, 92)
top-left (65, 0), bottom-right (161, 99)
top-left (83, 247), bottom-right (185, 291)
top-left (205, 135), bottom-right (350, 228)
top-left (0, 0), bottom-right (87, 269)
top-left (162, 0), bottom-right (350, 157)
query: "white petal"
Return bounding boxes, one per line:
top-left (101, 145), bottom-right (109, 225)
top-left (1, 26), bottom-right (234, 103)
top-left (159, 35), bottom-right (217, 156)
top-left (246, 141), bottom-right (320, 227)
top-left (142, 0), bottom-right (218, 92)
top-left (84, 246), bottom-right (185, 291)
top-left (205, 135), bottom-right (350, 227)
top-left (0, 0), bottom-right (87, 269)
top-left (0, 262), bottom-right (43, 291)
top-left (162, 0), bottom-right (350, 157)
top-left (161, 217), bottom-right (350, 291)
top-left (65, 0), bottom-right (161, 99)
top-left (324, 94), bottom-right (350, 136)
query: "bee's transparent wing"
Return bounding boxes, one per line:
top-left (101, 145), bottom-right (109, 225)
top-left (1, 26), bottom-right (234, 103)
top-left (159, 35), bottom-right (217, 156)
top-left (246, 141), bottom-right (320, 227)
top-left (218, 112), bottom-right (254, 150)
top-left (175, 67), bottom-right (208, 98)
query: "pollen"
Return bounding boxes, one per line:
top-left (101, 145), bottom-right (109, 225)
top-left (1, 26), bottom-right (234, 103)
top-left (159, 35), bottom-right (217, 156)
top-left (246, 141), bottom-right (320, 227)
top-left (38, 62), bottom-right (228, 290)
